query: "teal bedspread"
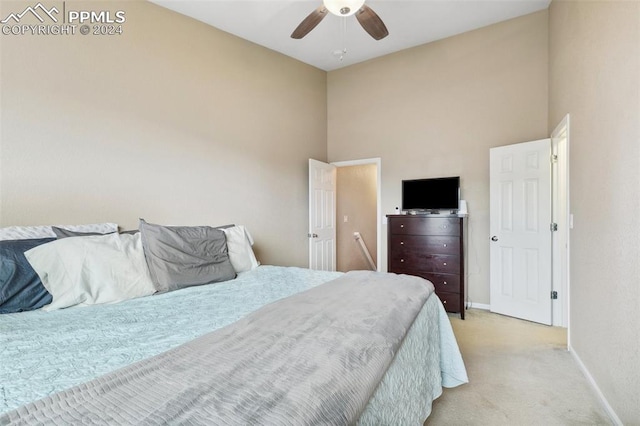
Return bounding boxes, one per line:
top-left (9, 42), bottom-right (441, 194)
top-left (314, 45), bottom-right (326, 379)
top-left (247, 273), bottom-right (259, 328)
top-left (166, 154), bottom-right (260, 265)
top-left (0, 266), bottom-right (467, 422)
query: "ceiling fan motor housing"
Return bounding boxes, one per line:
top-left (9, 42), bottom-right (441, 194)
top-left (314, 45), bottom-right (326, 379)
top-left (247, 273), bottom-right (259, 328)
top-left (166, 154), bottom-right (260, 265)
top-left (323, 0), bottom-right (365, 17)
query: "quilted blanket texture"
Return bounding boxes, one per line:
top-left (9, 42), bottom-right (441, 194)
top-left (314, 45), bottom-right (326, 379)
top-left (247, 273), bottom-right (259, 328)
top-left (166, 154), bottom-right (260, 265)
top-left (1, 271), bottom-right (433, 425)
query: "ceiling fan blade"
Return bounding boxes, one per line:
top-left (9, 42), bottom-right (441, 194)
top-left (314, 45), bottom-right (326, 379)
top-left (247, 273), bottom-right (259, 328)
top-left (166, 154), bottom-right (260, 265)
top-left (355, 5), bottom-right (389, 40)
top-left (291, 6), bottom-right (329, 39)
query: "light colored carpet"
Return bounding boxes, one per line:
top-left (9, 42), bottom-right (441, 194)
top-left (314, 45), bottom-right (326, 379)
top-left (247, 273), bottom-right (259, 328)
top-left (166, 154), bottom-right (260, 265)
top-left (425, 309), bottom-right (612, 425)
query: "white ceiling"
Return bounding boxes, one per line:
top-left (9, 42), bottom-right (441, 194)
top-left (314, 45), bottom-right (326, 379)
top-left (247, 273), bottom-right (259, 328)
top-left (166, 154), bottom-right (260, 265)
top-left (149, 0), bottom-right (551, 71)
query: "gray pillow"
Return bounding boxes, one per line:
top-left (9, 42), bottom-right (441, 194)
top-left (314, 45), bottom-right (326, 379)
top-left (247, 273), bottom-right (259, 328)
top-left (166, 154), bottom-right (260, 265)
top-left (52, 226), bottom-right (115, 239)
top-left (139, 219), bottom-right (236, 293)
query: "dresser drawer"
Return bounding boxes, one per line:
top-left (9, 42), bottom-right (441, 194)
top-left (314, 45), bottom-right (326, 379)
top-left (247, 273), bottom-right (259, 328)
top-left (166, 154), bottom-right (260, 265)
top-left (389, 235), bottom-right (460, 256)
top-left (436, 291), bottom-right (461, 313)
top-left (388, 270), bottom-right (460, 294)
top-left (413, 272), bottom-right (461, 294)
top-left (389, 252), bottom-right (460, 274)
top-left (389, 217), bottom-right (460, 236)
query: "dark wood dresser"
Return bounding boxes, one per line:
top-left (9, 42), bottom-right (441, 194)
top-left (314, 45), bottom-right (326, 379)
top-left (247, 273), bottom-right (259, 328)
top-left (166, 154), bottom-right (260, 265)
top-left (387, 215), bottom-right (465, 319)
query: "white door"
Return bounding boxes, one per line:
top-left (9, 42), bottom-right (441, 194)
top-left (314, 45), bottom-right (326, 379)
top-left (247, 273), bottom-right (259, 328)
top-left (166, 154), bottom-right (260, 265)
top-left (308, 159), bottom-right (336, 271)
top-left (490, 139), bottom-right (552, 325)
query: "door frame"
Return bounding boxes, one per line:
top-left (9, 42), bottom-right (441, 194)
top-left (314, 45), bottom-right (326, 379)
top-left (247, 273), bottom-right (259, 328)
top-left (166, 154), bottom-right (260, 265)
top-left (551, 114), bottom-right (571, 331)
top-left (331, 157), bottom-right (382, 272)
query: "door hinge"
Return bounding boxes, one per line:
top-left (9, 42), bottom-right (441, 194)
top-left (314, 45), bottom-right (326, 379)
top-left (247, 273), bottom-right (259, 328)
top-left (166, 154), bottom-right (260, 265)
top-left (551, 154), bottom-right (558, 163)
top-left (551, 291), bottom-right (558, 300)
top-left (550, 223), bottom-right (558, 232)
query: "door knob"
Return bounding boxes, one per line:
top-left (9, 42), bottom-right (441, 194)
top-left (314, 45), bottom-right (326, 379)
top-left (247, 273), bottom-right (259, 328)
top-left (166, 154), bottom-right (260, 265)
top-left (491, 236), bottom-right (498, 242)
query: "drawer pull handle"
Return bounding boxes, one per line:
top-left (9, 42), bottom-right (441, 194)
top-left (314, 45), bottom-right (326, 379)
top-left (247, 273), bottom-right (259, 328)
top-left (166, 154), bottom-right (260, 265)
top-left (443, 300), bottom-right (447, 304)
top-left (443, 281), bottom-right (448, 285)
top-left (400, 224), bottom-right (404, 228)
top-left (443, 244), bottom-right (447, 247)
top-left (443, 262), bottom-right (447, 266)
top-left (400, 259), bottom-right (404, 263)
top-left (400, 241), bottom-right (404, 245)
top-left (443, 225), bottom-right (448, 228)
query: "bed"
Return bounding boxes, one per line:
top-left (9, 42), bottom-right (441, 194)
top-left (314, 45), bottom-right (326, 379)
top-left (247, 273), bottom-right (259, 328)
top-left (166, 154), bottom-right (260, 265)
top-left (0, 223), bottom-right (468, 425)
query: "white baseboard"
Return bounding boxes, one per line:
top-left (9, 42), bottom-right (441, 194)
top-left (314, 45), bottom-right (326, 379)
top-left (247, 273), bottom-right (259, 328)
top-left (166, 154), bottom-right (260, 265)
top-left (467, 302), bottom-right (490, 310)
top-left (569, 345), bottom-right (623, 426)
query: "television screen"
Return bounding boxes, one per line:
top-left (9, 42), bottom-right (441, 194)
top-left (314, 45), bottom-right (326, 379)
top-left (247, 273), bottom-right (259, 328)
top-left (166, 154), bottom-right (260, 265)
top-left (402, 177), bottom-right (460, 211)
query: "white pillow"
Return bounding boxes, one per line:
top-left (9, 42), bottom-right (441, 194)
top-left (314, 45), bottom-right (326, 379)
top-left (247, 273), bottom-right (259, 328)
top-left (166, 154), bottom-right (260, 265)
top-left (25, 233), bottom-right (156, 311)
top-left (0, 223), bottom-right (118, 241)
top-left (222, 225), bottom-right (259, 273)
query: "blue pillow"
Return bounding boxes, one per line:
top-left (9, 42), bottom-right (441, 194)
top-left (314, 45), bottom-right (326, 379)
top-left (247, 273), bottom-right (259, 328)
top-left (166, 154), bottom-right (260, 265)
top-left (0, 238), bottom-right (54, 314)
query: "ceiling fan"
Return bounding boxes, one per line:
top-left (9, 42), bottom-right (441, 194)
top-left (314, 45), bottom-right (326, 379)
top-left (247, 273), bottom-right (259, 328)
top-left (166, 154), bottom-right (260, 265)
top-left (291, 0), bottom-right (389, 41)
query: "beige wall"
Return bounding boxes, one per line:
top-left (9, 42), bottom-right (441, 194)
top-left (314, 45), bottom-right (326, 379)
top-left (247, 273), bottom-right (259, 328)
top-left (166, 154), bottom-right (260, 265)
top-left (327, 11), bottom-right (549, 305)
top-left (0, 1), bottom-right (327, 267)
top-left (549, 1), bottom-right (640, 423)
top-left (336, 164), bottom-right (377, 272)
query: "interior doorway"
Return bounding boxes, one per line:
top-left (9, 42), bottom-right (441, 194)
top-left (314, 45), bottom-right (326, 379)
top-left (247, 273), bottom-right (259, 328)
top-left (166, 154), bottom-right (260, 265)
top-left (488, 115), bottom-right (570, 329)
top-left (333, 158), bottom-right (381, 272)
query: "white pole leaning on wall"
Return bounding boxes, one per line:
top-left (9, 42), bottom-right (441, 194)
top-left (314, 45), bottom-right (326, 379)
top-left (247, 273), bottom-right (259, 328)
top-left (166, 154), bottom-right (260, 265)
top-left (353, 232), bottom-right (376, 271)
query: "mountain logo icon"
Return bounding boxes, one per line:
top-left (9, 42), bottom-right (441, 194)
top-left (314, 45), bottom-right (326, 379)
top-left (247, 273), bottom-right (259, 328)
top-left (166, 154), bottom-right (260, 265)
top-left (1, 3), bottom-right (59, 24)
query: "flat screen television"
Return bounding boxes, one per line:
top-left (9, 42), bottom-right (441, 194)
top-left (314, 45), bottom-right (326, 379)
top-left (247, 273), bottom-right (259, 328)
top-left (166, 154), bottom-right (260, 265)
top-left (402, 176), bottom-right (460, 212)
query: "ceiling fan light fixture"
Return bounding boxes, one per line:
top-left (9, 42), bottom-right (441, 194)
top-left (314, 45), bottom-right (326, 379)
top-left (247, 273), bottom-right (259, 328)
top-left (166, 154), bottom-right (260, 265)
top-left (323, 0), bottom-right (365, 17)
